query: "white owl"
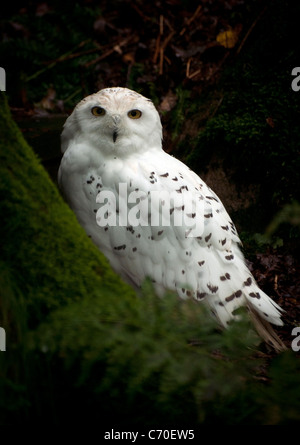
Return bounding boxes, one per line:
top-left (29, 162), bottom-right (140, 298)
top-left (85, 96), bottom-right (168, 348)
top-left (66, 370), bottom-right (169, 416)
top-left (58, 87), bottom-right (284, 349)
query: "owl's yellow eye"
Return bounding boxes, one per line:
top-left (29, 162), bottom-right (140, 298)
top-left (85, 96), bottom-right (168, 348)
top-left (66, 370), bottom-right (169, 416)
top-left (91, 106), bottom-right (106, 116)
top-left (128, 109), bottom-right (142, 119)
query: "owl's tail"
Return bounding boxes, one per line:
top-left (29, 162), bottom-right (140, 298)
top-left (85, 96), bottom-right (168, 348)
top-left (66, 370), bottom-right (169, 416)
top-left (242, 279), bottom-right (286, 351)
top-left (247, 305), bottom-right (287, 352)
top-left (209, 247), bottom-right (287, 351)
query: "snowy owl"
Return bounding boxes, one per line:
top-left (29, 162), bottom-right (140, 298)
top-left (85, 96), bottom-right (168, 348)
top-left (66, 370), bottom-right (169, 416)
top-left (58, 87), bottom-right (284, 349)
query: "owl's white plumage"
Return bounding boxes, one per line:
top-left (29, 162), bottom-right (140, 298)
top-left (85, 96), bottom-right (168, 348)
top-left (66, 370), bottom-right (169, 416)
top-left (58, 87), bottom-right (284, 346)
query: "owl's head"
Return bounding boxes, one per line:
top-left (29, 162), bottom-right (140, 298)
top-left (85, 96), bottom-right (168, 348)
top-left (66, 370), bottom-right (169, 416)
top-left (61, 87), bottom-right (163, 156)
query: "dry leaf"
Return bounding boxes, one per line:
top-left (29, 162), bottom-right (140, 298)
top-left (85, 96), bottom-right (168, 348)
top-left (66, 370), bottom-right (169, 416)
top-left (216, 27), bottom-right (239, 49)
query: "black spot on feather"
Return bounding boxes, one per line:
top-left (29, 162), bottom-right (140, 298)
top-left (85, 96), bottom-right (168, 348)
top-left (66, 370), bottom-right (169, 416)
top-left (243, 277), bottom-right (252, 286)
top-left (249, 292), bottom-right (261, 299)
top-left (207, 284), bottom-right (218, 293)
top-left (114, 244), bottom-right (126, 250)
top-left (205, 233), bottom-right (212, 242)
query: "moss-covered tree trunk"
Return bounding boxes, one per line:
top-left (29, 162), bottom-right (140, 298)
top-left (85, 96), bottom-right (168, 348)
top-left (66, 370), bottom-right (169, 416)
top-left (0, 92), bottom-right (135, 325)
top-left (0, 92), bottom-right (137, 423)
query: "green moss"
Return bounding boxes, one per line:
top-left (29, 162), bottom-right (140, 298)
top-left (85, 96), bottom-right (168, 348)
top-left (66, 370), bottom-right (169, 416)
top-left (0, 92), bottom-right (135, 332)
top-left (0, 91), bottom-right (138, 423)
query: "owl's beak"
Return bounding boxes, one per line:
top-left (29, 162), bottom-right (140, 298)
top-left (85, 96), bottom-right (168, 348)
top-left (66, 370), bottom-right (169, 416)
top-left (111, 115), bottom-right (121, 143)
top-left (112, 130), bottom-right (118, 143)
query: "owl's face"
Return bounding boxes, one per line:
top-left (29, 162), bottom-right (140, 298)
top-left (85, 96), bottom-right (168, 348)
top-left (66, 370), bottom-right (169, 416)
top-left (61, 87), bottom-right (163, 157)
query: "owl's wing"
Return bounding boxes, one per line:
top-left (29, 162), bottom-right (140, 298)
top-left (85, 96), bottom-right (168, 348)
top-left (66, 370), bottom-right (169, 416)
top-left (107, 150), bottom-right (283, 329)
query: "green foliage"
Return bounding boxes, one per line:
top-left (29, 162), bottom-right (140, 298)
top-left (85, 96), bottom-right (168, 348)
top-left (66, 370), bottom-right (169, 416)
top-left (27, 282), bottom-right (261, 426)
top-left (257, 352), bottom-right (300, 424)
